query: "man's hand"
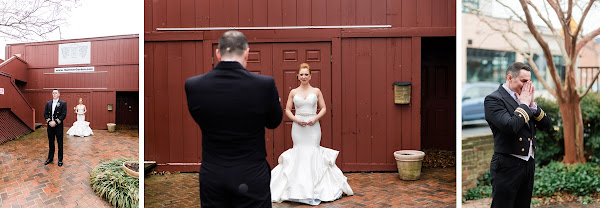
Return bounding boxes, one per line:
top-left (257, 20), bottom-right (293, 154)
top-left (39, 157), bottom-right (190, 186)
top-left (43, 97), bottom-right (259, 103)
top-left (517, 81), bottom-right (533, 105)
top-left (49, 121), bottom-right (56, 127)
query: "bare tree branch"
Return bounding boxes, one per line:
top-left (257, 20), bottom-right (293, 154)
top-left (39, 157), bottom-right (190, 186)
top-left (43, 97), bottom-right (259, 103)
top-left (524, 0), bottom-right (571, 68)
top-left (566, 0), bottom-right (574, 31)
top-left (464, 3), bottom-right (558, 97)
top-left (0, 0), bottom-right (79, 41)
top-left (520, 0), bottom-right (564, 99)
top-left (575, 27), bottom-right (600, 59)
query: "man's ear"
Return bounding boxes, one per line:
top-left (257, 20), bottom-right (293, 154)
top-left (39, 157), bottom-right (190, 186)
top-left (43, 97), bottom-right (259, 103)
top-left (215, 49), bottom-right (222, 62)
top-left (243, 48), bottom-right (250, 61)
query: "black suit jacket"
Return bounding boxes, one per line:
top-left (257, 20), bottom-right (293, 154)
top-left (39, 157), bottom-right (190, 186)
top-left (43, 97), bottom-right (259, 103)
top-left (484, 85), bottom-right (552, 156)
top-left (185, 61), bottom-right (283, 166)
top-left (44, 99), bottom-right (67, 126)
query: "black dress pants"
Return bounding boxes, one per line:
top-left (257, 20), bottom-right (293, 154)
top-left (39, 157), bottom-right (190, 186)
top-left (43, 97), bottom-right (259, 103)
top-left (199, 160), bottom-right (271, 208)
top-left (490, 152), bottom-right (535, 208)
top-left (47, 125), bottom-right (64, 162)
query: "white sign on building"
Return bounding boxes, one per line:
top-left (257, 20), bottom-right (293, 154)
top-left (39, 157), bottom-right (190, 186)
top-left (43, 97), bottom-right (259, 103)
top-left (58, 42), bottom-right (91, 65)
top-left (0, 88), bottom-right (4, 95)
top-left (54, 66), bottom-right (95, 73)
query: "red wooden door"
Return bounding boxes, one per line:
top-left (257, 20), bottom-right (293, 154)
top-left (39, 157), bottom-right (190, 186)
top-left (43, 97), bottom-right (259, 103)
top-left (212, 43), bottom-right (277, 167)
top-left (242, 44), bottom-right (275, 167)
top-left (211, 42), bottom-right (331, 167)
top-left (271, 42), bottom-right (332, 166)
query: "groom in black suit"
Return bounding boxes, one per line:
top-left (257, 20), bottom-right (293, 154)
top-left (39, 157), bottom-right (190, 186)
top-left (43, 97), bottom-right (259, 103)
top-left (185, 31), bottom-right (283, 207)
top-left (44, 89), bottom-right (67, 167)
top-left (484, 62), bottom-right (552, 207)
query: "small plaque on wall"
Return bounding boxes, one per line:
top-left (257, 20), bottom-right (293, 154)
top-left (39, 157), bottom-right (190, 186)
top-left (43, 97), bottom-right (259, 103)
top-left (59, 42), bottom-right (91, 65)
top-left (394, 82), bottom-right (411, 104)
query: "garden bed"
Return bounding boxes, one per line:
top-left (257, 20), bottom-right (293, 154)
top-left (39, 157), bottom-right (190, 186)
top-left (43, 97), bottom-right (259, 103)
top-left (90, 158), bottom-right (139, 208)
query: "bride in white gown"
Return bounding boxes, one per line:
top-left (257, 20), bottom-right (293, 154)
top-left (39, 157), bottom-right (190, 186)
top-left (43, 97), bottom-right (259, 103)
top-left (66, 98), bottom-right (93, 137)
top-left (271, 63), bottom-right (353, 205)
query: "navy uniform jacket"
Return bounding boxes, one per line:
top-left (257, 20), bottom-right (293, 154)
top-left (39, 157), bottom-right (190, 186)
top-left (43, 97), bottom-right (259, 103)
top-left (484, 85), bottom-right (552, 156)
top-left (44, 100), bottom-right (67, 126)
top-left (185, 61), bottom-right (283, 166)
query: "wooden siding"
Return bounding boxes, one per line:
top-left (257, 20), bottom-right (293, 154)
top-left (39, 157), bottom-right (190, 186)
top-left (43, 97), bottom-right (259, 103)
top-left (145, 0), bottom-right (455, 31)
top-left (5, 35), bottom-right (139, 129)
top-left (144, 0), bottom-right (456, 172)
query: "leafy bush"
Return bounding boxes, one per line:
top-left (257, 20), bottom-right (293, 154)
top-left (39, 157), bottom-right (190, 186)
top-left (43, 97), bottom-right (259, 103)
top-left (476, 169), bottom-right (491, 186)
top-left (534, 97), bottom-right (564, 166)
top-left (464, 170), bottom-right (492, 201)
top-left (465, 162), bottom-right (600, 201)
top-left (581, 92), bottom-right (600, 164)
top-left (464, 185), bottom-right (492, 201)
top-left (90, 158), bottom-right (139, 208)
top-left (534, 93), bottom-right (600, 165)
top-left (534, 161), bottom-right (600, 197)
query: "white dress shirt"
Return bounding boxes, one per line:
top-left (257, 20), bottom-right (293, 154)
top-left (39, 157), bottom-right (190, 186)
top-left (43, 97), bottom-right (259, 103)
top-left (51, 99), bottom-right (59, 119)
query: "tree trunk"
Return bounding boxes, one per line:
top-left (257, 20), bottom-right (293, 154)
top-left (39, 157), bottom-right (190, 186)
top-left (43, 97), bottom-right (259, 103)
top-left (558, 89), bottom-right (586, 164)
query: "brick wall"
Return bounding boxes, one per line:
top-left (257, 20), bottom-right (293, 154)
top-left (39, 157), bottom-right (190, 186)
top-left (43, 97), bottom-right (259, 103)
top-left (462, 133), bottom-right (494, 194)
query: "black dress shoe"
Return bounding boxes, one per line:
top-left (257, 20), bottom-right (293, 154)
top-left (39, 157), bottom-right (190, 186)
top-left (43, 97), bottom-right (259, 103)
top-left (58, 162), bottom-right (63, 167)
top-left (44, 159), bottom-right (53, 165)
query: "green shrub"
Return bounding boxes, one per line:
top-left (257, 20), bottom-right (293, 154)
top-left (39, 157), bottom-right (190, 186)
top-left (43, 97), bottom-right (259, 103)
top-left (90, 158), bottom-right (139, 208)
top-left (476, 169), bottom-right (491, 186)
top-left (464, 185), bottom-right (492, 201)
top-left (581, 92), bottom-right (600, 164)
top-left (464, 170), bottom-right (492, 201)
top-left (465, 162), bottom-right (600, 201)
top-left (534, 93), bottom-right (600, 165)
top-left (534, 97), bottom-right (564, 166)
top-left (534, 161), bottom-right (600, 197)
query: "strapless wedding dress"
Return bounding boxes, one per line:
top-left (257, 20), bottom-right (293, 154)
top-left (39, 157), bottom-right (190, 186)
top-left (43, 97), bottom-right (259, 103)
top-left (66, 105), bottom-right (93, 137)
top-left (270, 93), bottom-right (353, 205)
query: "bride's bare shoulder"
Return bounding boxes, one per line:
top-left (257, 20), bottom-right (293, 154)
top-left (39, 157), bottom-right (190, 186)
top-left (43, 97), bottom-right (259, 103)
top-left (289, 88), bottom-right (298, 96)
top-left (313, 87), bottom-right (322, 95)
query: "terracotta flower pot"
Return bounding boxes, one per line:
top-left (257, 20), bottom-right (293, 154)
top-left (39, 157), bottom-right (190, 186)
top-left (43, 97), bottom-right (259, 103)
top-left (394, 150), bottom-right (425, 180)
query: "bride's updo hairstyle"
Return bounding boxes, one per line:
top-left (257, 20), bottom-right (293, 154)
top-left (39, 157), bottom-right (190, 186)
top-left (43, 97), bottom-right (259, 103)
top-left (298, 63), bottom-right (311, 74)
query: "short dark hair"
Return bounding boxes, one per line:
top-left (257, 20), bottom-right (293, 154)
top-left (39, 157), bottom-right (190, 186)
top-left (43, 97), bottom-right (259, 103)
top-left (506, 62), bottom-right (531, 78)
top-left (53, 89), bottom-right (60, 93)
top-left (218, 31), bottom-right (248, 57)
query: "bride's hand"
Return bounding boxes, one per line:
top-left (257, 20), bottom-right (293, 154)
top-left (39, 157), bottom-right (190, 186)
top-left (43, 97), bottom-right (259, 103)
top-left (294, 119), bottom-right (307, 126)
top-left (306, 119), bottom-right (317, 126)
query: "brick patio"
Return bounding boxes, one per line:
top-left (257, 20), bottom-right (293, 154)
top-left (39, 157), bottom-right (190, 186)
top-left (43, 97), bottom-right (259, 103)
top-left (0, 128), bottom-right (139, 208)
top-left (144, 167), bottom-right (456, 207)
top-left (463, 197), bottom-right (600, 207)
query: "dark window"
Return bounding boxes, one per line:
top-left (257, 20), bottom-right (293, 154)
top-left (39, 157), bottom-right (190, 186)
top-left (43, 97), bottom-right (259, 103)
top-left (466, 48), bottom-right (515, 83)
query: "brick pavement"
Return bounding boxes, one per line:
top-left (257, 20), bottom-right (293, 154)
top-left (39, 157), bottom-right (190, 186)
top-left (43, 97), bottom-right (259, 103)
top-left (0, 128), bottom-right (139, 208)
top-left (463, 197), bottom-right (600, 207)
top-left (144, 167), bottom-right (456, 207)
